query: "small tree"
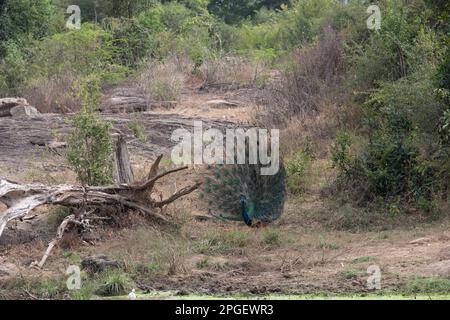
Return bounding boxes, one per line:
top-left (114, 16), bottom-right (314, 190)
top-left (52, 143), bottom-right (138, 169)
top-left (67, 76), bottom-right (113, 186)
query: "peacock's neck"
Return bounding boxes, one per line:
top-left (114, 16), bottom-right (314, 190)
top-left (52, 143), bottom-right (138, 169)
top-left (240, 198), bottom-right (253, 227)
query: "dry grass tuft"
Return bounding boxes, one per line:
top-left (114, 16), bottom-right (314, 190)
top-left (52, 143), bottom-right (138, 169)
top-left (200, 55), bottom-right (268, 90)
top-left (23, 71), bottom-right (82, 113)
top-left (136, 58), bottom-right (185, 104)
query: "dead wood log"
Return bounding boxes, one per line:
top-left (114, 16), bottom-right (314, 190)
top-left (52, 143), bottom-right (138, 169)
top-left (112, 134), bottom-right (134, 184)
top-left (154, 183), bottom-right (201, 208)
top-left (36, 214), bottom-right (77, 268)
top-left (0, 157), bottom-right (199, 241)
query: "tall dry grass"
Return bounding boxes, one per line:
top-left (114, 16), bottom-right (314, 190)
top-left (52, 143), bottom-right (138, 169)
top-left (135, 57), bottom-right (186, 104)
top-left (256, 27), bottom-right (343, 126)
top-left (23, 71), bottom-right (82, 113)
top-left (200, 55), bottom-right (269, 90)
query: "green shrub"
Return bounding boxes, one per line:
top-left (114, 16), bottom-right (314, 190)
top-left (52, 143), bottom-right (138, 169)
top-left (67, 77), bottom-right (113, 186)
top-left (0, 0), bottom-right (59, 45)
top-left (207, 0), bottom-right (283, 25)
top-left (350, 1), bottom-right (431, 89)
top-left (317, 240), bottom-right (340, 250)
top-left (0, 40), bottom-right (27, 96)
top-left (333, 49), bottom-right (448, 205)
top-left (30, 24), bottom-right (127, 83)
top-left (285, 150), bottom-right (312, 195)
top-left (103, 17), bottom-right (155, 69)
top-left (331, 131), bottom-right (353, 176)
top-left (128, 120), bottom-right (146, 141)
top-left (338, 270), bottom-right (358, 280)
top-left (437, 46), bottom-right (450, 91)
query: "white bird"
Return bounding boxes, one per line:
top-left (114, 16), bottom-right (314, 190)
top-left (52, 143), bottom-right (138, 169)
top-left (128, 289), bottom-right (137, 300)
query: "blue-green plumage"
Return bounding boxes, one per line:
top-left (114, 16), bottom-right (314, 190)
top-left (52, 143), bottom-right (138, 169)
top-left (200, 162), bottom-right (286, 227)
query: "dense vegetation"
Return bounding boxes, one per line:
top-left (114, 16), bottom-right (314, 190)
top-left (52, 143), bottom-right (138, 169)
top-left (0, 0), bottom-right (448, 226)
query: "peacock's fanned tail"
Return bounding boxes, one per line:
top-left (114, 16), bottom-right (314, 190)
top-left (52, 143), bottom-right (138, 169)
top-left (199, 162), bottom-right (286, 225)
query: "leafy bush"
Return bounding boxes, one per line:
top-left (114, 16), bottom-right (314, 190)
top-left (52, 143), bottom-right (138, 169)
top-left (438, 49), bottom-right (450, 85)
top-left (13, 23), bottom-right (129, 111)
top-left (67, 77), bottom-right (113, 186)
top-left (331, 131), bottom-right (353, 176)
top-left (332, 7), bottom-right (449, 208)
top-left (208, 0), bottom-right (287, 24)
top-left (137, 1), bottom-right (217, 61)
top-left (0, 40), bottom-right (27, 96)
top-left (103, 17), bottom-right (155, 68)
top-left (285, 150), bottom-right (312, 195)
top-left (280, 0), bottom-right (336, 46)
top-left (30, 24), bottom-right (127, 83)
top-left (331, 113), bottom-right (422, 203)
top-left (350, 1), bottom-right (426, 89)
top-left (0, 0), bottom-right (59, 46)
top-left (333, 69), bottom-right (448, 205)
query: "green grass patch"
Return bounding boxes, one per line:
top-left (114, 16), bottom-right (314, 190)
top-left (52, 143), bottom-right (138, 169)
top-left (404, 277), bottom-right (450, 295)
top-left (351, 256), bottom-right (376, 264)
top-left (94, 270), bottom-right (134, 297)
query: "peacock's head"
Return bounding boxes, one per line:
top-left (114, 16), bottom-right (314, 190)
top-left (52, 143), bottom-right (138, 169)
top-left (239, 195), bottom-right (247, 208)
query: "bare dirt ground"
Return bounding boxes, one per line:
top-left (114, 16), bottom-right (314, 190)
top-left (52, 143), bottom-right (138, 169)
top-left (1, 85), bottom-right (450, 299)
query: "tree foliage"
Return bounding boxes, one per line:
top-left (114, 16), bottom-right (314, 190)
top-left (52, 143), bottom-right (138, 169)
top-left (67, 77), bottom-right (113, 186)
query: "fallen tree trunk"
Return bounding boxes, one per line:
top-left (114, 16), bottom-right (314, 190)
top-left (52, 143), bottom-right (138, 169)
top-left (0, 157), bottom-right (200, 267)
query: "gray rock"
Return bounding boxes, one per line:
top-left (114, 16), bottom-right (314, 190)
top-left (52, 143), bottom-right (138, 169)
top-left (205, 100), bottom-right (239, 109)
top-left (10, 105), bottom-right (40, 118)
top-left (81, 254), bottom-right (122, 274)
top-left (0, 98), bottom-right (29, 117)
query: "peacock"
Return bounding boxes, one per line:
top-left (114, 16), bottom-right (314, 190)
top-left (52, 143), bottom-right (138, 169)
top-left (199, 161), bottom-right (286, 227)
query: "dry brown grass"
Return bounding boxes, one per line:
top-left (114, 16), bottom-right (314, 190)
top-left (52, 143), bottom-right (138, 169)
top-left (106, 226), bottom-right (190, 276)
top-left (23, 71), bottom-right (82, 113)
top-left (135, 58), bottom-right (185, 104)
top-left (256, 27), bottom-right (343, 126)
top-left (200, 55), bottom-right (268, 89)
